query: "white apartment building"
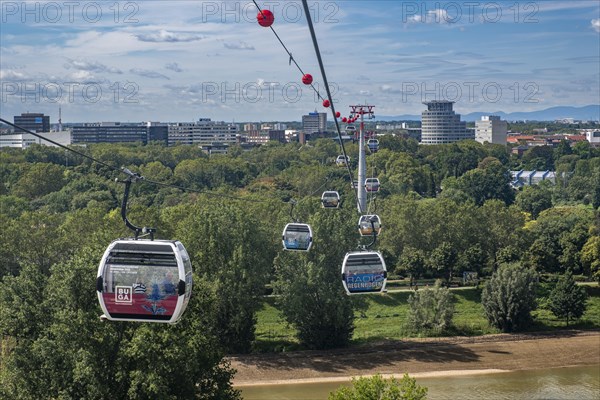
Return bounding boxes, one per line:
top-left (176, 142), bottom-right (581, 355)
top-left (420, 101), bottom-right (472, 144)
top-left (475, 115), bottom-right (508, 145)
top-left (168, 118), bottom-right (238, 146)
top-left (0, 130), bottom-right (71, 149)
top-left (584, 130), bottom-right (600, 147)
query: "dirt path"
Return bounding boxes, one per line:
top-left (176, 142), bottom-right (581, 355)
top-left (229, 330), bottom-right (600, 386)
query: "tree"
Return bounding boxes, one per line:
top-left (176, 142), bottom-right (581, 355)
top-left (580, 236), bottom-right (600, 283)
top-left (451, 159), bottom-right (515, 206)
top-left (12, 162), bottom-right (66, 199)
top-left (172, 200), bottom-right (273, 354)
top-left (328, 374), bottom-right (427, 400)
top-left (397, 247), bottom-right (427, 287)
top-left (549, 269), bottom-right (588, 326)
top-left (406, 280), bottom-right (454, 333)
top-left (481, 263), bottom-right (538, 332)
top-left (515, 183), bottom-right (553, 219)
top-left (553, 139), bottom-right (573, 162)
top-left (429, 242), bottom-right (458, 284)
top-left (522, 145), bottom-right (555, 170)
top-left (274, 207), bottom-right (357, 350)
top-left (525, 207), bottom-right (594, 274)
top-left (0, 250), bottom-right (239, 399)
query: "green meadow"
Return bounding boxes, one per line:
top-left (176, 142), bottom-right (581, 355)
top-left (253, 284), bottom-right (600, 352)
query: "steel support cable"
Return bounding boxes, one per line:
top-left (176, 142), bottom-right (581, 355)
top-left (299, 0), bottom-right (360, 213)
top-left (251, 1), bottom-right (358, 210)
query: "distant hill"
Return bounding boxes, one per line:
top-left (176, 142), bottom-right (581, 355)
top-left (376, 105), bottom-right (600, 122)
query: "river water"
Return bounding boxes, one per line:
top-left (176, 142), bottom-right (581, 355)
top-left (239, 365), bottom-right (600, 400)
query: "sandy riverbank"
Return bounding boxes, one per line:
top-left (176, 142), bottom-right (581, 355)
top-left (229, 330), bottom-right (600, 386)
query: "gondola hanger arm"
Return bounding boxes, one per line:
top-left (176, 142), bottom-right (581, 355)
top-left (116, 168), bottom-right (156, 240)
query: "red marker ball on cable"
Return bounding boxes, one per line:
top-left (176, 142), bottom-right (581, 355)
top-left (257, 10), bottom-right (274, 27)
top-left (335, 111), bottom-right (341, 118)
top-left (302, 74), bottom-right (313, 85)
top-left (322, 99), bottom-right (330, 108)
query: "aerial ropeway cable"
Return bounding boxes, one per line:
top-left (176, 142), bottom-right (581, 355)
top-left (252, 0), bottom-right (361, 212)
top-left (253, 1), bottom-right (389, 293)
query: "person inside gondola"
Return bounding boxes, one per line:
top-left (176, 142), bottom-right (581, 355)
top-left (162, 271), bottom-right (176, 295)
top-left (133, 280), bottom-right (147, 294)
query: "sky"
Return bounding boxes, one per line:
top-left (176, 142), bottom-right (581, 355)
top-left (1, 0), bottom-right (599, 123)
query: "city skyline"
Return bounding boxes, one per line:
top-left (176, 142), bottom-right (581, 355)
top-left (1, 1), bottom-right (599, 123)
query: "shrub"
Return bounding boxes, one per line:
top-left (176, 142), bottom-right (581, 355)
top-left (548, 269), bottom-right (588, 326)
top-left (328, 374), bottom-right (427, 400)
top-left (406, 280), bottom-right (454, 333)
top-left (482, 263), bottom-right (538, 332)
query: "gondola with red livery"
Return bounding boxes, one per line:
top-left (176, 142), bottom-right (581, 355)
top-left (97, 239), bottom-right (192, 323)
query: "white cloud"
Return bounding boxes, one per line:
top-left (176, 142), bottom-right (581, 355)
top-left (64, 59), bottom-right (122, 74)
top-left (130, 68), bottom-right (170, 80)
top-left (0, 69), bottom-right (27, 81)
top-left (165, 62), bottom-right (183, 73)
top-left (135, 30), bottom-right (205, 43)
top-left (592, 19), bottom-right (600, 33)
top-left (406, 9), bottom-right (457, 24)
top-left (66, 70), bottom-right (106, 84)
top-left (223, 41), bottom-right (255, 50)
top-left (380, 85), bottom-right (403, 94)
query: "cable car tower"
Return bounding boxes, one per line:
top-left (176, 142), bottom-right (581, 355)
top-left (350, 105), bottom-right (375, 213)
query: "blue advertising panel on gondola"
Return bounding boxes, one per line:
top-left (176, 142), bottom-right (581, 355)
top-left (345, 271), bottom-right (386, 293)
top-left (341, 251), bottom-right (387, 295)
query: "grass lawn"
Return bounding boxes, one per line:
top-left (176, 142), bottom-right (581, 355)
top-left (253, 284), bottom-right (600, 352)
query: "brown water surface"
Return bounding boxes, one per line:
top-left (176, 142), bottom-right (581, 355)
top-left (239, 365), bottom-right (600, 400)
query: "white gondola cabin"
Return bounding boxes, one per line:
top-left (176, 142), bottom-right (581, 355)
top-left (365, 177), bottom-right (380, 193)
top-left (97, 239), bottom-right (193, 323)
top-left (341, 251), bottom-right (387, 295)
top-left (282, 223), bottom-right (313, 251)
top-left (358, 215), bottom-right (382, 236)
top-left (321, 191), bottom-right (341, 208)
top-left (367, 138), bottom-right (379, 153)
top-left (336, 155), bottom-right (350, 167)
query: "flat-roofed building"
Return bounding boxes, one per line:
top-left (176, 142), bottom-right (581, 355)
top-left (14, 113), bottom-right (50, 133)
top-left (420, 101), bottom-right (471, 144)
top-left (72, 122), bottom-right (149, 144)
top-left (0, 130), bottom-right (71, 149)
top-left (510, 170), bottom-right (557, 188)
top-left (475, 115), bottom-right (507, 145)
top-left (302, 111), bottom-right (327, 134)
top-left (584, 130), bottom-right (600, 147)
top-left (168, 118), bottom-right (238, 146)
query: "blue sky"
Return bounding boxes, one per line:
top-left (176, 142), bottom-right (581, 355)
top-left (1, 0), bottom-right (598, 123)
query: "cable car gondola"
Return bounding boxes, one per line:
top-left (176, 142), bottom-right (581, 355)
top-left (365, 177), bottom-right (380, 193)
top-left (282, 223), bottom-right (313, 251)
top-left (367, 138), bottom-right (379, 153)
top-left (336, 155), bottom-right (350, 167)
top-left (97, 239), bottom-right (193, 323)
top-left (346, 124), bottom-right (355, 132)
top-left (358, 215), bottom-right (382, 236)
top-left (341, 251), bottom-right (387, 295)
top-left (321, 191), bottom-right (341, 208)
